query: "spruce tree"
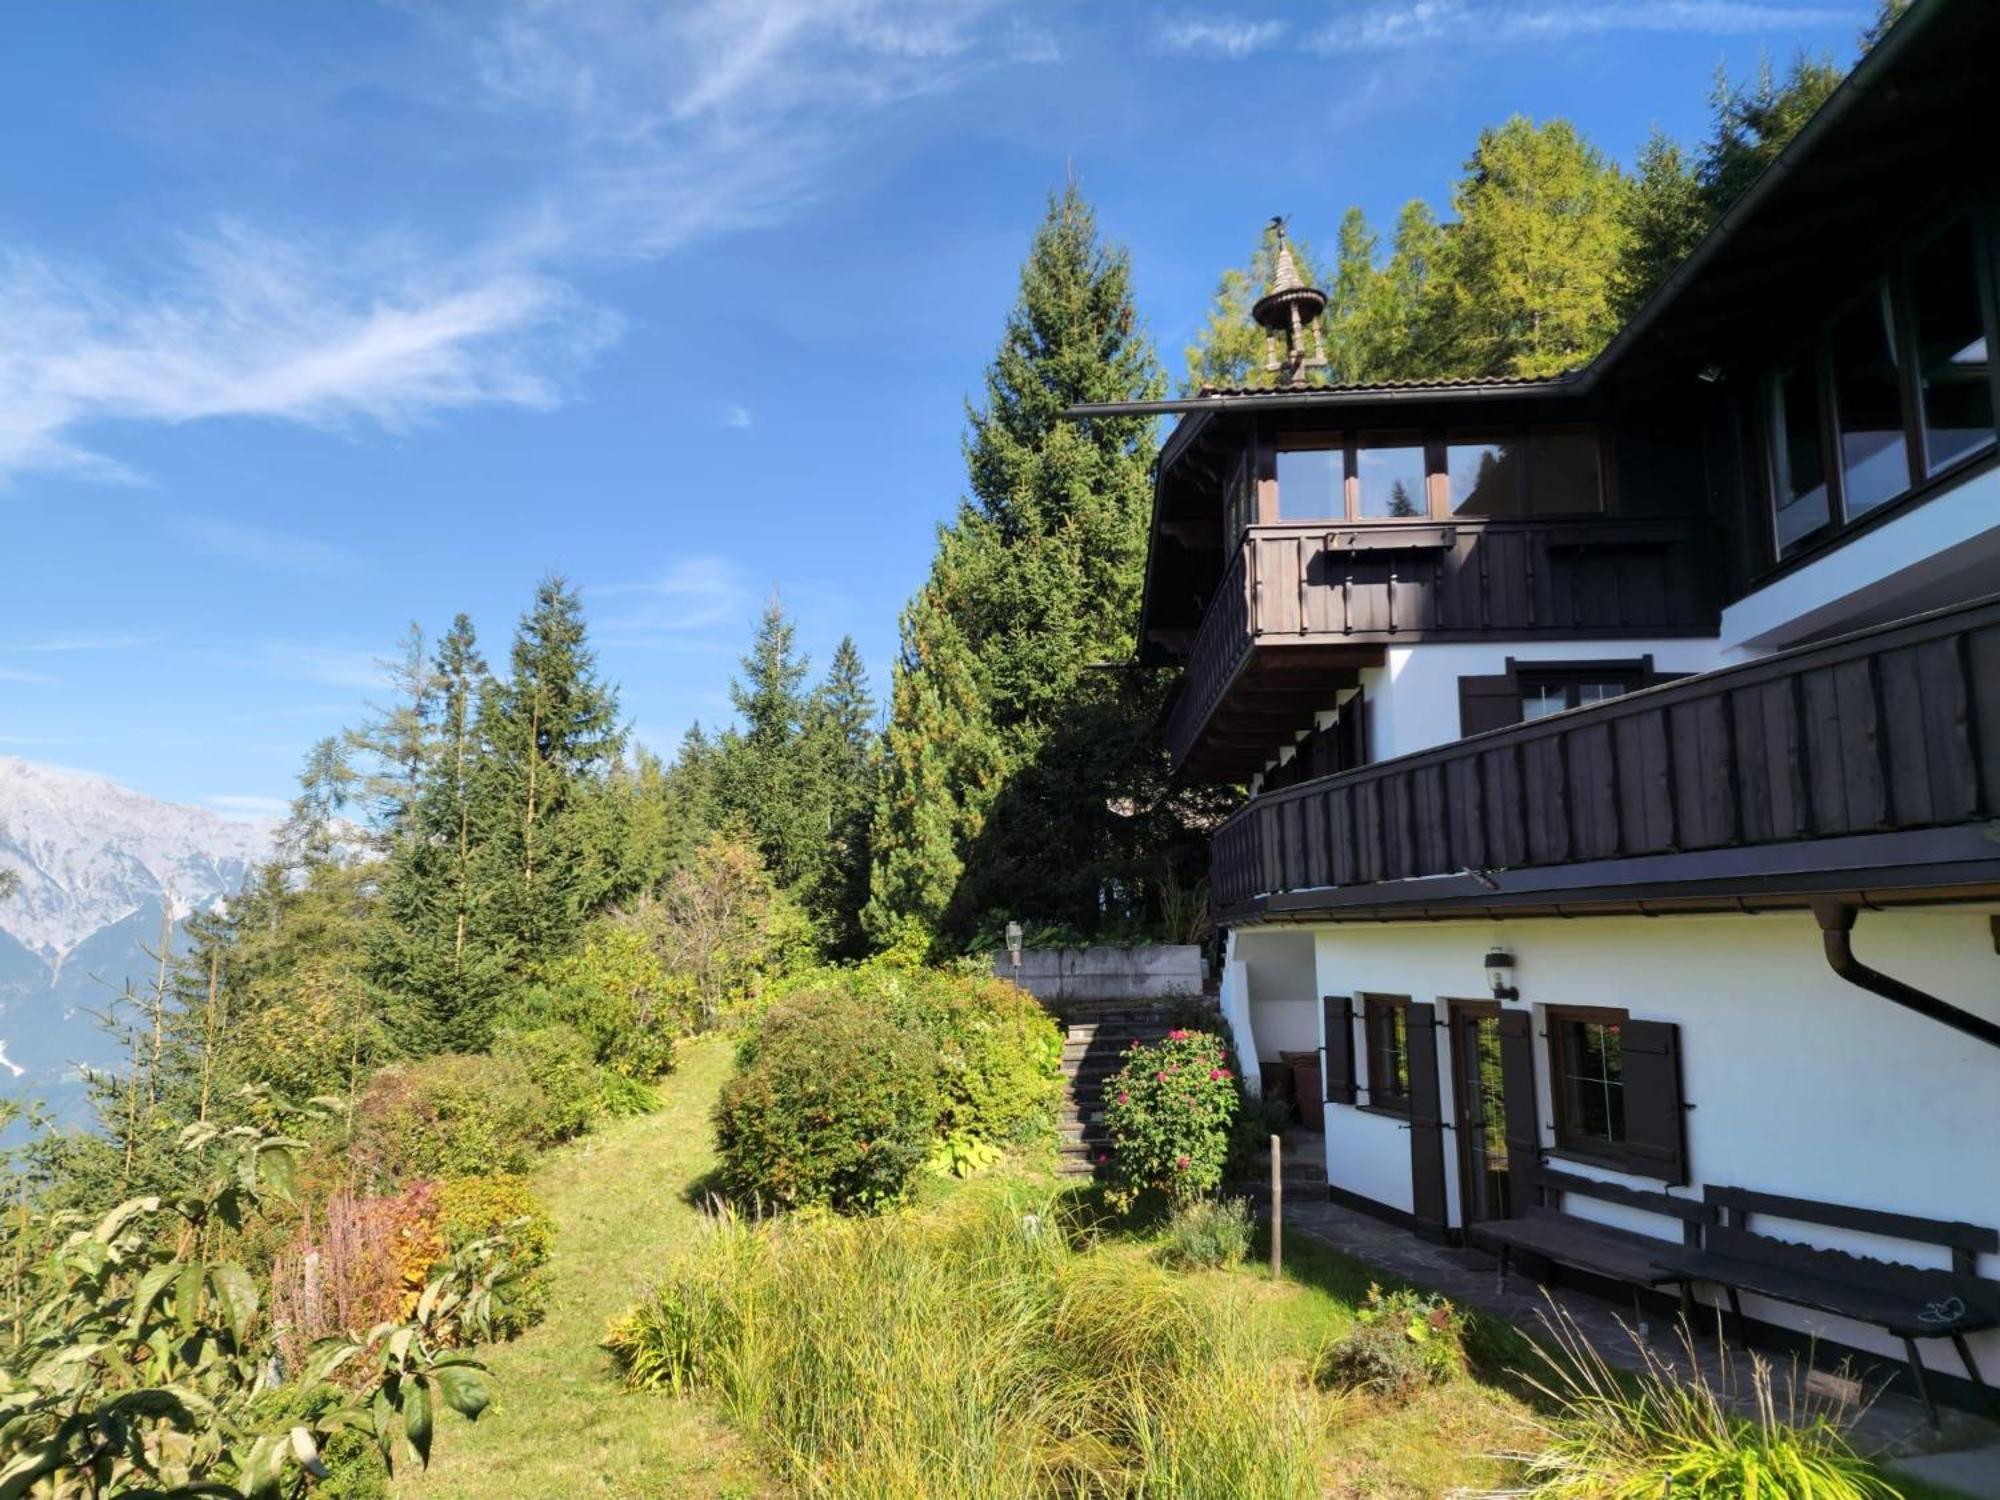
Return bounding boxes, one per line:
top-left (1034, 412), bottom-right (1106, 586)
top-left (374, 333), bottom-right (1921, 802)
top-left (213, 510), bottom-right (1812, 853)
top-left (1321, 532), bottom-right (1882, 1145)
top-left (804, 635), bottom-right (877, 956)
top-left (1611, 130), bottom-right (1708, 320)
top-left (868, 183), bottom-right (1189, 948)
top-left (469, 577), bottom-right (623, 989)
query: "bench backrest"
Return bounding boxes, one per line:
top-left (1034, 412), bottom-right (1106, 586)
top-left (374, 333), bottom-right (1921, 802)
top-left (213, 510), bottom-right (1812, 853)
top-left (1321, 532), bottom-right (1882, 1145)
top-left (1705, 1184), bottom-right (2000, 1313)
top-left (1534, 1165), bottom-right (1714, 1247)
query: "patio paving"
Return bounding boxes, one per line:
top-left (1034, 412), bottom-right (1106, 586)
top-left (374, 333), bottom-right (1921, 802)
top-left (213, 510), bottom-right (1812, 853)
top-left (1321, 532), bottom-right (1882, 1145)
top-left (1246, 1130), bottom-right (2000, 1491)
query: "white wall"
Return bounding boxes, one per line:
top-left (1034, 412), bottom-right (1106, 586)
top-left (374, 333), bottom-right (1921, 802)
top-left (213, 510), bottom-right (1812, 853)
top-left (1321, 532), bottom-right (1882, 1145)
top-left (1302, 905), bottom-right (2000, 1380)
top-left (1719, 462), bottom-right (2000, 654)
top-left (1362, 639), bottom-right (1729, 762)
top-left (1234, 927), bottom-right (1319, 1059)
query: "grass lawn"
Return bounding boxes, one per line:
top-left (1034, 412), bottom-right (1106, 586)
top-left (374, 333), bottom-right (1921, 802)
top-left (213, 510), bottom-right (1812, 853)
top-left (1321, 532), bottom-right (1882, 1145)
top-left (394, 1036), bottom-right (772, 1500)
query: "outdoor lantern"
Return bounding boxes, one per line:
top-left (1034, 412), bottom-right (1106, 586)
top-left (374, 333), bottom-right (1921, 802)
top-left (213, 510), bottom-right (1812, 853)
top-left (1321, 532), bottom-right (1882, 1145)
top-left (1484, 948), bottom-right (1518, 1001)
top-left (1005, 920), bottom-right (1023, 970)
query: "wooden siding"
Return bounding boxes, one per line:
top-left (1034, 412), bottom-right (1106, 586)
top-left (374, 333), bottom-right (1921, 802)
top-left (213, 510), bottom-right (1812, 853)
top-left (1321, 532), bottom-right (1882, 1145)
top-left (1167, 516), bottom-right (1716, 776)
top-left (1211, 595), bottom-right (2000, 913)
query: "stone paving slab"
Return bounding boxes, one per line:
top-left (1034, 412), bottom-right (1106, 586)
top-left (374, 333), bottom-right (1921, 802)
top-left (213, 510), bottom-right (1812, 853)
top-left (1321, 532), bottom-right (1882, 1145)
top-left (1245, 1138), bottom-right (2000, 1477)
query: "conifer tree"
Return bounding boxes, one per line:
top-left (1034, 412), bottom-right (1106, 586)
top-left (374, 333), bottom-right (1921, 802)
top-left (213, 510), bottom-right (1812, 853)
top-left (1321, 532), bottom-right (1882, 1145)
top-left (1611, 130), bottom-right (1708, 321)
top-left (1700, 53), bottom-right (1841, 211)
top-left (868, 183), bottom-right (1187, 948)
top-left (803, 635), bottom-right (877, 956)
top-left (469, 577), bottom-right (623, 989)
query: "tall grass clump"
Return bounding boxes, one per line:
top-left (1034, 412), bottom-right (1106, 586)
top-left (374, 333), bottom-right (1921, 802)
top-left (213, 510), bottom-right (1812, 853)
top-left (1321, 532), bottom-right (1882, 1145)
top-left (605, 1185), bottom-right (1321, 1497)
top-left (1504, 1301), bottom-right (1897, 1499)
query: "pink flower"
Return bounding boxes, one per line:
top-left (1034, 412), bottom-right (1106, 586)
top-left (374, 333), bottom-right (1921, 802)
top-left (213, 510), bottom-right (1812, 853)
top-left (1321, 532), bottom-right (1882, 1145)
top-left (1117, 1091), bottom-right (1129, 1105)
top-left (1175, 1155), bottom-right (1191, 1170)
top-left (1209, 1069), bottom-right (1225, 1081)
top-left (1155, 1070), bottom-right (1166, 1082)
top-left (1096, 1152), bottom-right (1109, 1163)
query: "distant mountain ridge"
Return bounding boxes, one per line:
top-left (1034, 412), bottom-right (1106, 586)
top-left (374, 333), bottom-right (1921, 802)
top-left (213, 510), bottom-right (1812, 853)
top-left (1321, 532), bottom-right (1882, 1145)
top-left (0, 756), bottom-right (275, 1112)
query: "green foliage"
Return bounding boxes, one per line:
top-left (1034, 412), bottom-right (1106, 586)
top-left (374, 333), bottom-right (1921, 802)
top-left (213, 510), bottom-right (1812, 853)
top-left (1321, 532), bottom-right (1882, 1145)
top-left (712, 987), bottom-right (938, 1213)
top-left (623, 832), bottom-right (812, 1027)
top-left (1512, 1301), bottom-right (1894, 1499)
top-left (868, 182), bottom-right (1218, 951)
top-left (604, 1186), bottom-right (1322, 1498)
top-left (1316, 1283), bottom-right (1466, 1397)
top-left (0, 1125), bottom-right (487, 1498)
top-left (1157, 1196), bottom-right (1253, 1271)
top-left (1612, 129), bottom-right (1708, 321)
top-left (507, 921), bottom-right (689, 1079)
top-left (1101, 1030), bottom-right (1241, 1209)
top-left (355, 1050), bottom-right (578, 1182)
top-left (436, 1175), bottom-right (555, 1340)
top-left (492, 1024), bottom-right (598, 1141)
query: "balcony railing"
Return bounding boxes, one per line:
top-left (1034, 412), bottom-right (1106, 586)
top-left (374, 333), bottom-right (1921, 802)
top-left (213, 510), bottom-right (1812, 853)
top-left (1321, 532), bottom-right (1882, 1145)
top-left (1166, 516), bottom-right (1717, 775)
top-left (1211, 594), bottom-right (2000, 916)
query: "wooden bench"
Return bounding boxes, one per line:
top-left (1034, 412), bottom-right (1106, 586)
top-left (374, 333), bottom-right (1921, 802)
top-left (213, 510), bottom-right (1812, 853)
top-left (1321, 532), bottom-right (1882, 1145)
top-left (1648, 1185), bottom-right (2000, 1429)
top-left (1469, 1166), bottom-right (1715, 1325)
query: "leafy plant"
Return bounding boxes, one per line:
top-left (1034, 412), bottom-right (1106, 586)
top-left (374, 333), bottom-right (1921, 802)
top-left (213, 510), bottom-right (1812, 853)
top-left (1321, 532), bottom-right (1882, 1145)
top-left (713, 987), bottom-right (938, 1213)
top-left (354, 1049), bottom-right (574, 1181)
top-left (507, 921), bottom-right (690, 1079)
top-left (1316, 1283), bottom-right (1465, 1397)
top-left (436, 1175), bottom-right (555, 1340)
top-left (1100, 1030), bottom-right (1241, 1209)
top-left (925, 1130), bottom-right (1003, 1179)
top-left (1502, 1300), bottom-right (1897, 1499)
top-left (0, 1122), bottom-right (488, 1498)
top-left (492, 1024), bottom-right (599, 1141)
top-left (1156, 1196), bottom-right (1253, 1270)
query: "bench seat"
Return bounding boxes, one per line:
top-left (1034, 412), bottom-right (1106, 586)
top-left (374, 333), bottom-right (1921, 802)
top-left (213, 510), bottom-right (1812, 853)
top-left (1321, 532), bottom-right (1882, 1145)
top-left (1650, 1245), bottom-right (2000, 1340)
top-left (1472, 1208), bottom-right (1691, 1288)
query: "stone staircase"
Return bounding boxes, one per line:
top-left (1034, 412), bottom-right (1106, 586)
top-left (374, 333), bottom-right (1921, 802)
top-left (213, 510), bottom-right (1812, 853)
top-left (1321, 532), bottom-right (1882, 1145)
top-left (1053, 997), bottom-right (1207, 1177)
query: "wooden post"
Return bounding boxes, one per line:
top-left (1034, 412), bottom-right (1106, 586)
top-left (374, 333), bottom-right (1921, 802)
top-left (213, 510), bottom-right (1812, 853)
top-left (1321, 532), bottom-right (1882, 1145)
top-left (1269, 1134), bottom-right (1283, 1279)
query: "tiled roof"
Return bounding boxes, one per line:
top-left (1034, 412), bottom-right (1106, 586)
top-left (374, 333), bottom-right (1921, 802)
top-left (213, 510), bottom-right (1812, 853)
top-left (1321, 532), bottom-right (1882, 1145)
top-left (1193, 372), bottom-right (1572, 397)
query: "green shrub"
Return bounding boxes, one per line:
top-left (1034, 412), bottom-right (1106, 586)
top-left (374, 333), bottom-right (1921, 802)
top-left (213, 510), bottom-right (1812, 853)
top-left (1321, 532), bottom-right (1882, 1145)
top-left (870, 960), bottom-right (1063, 1146)
top-left (508, 921), bottom-right (691, 1078)
top-left (597, 1068), bottom-right (661, 1117)
top-left (1315, 1283), bottom-right (1464, 1397)
top-left (1157, 1196), bottom-right (1254, 1270)
top-left (1101, 1029), bottom-right (1240, 1208)
top-left (356, 1050), bottom-right (564, 1180)
top-left (437, 1174), bottom-right (556, 1339)
top-left (714, 987), bottom-right (938, 1212)
top-left (1512, 1301), bottom-right (1897, 1499)
top-left (494, 1023), bottom-right (599, 1141)
top-left (605, 1186), bottom-right (1321, 1498)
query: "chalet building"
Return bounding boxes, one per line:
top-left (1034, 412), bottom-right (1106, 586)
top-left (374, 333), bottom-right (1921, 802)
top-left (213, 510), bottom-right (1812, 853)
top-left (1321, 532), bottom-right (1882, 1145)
top-left (1074, 0), bottom-right (2000, 1421)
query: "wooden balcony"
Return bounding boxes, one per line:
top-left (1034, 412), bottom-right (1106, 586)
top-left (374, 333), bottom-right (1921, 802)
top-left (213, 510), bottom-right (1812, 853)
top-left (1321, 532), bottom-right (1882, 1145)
top-left (1211, 594), bottom-right (2000, 921)
top-left (1166, 517), bottom-right (1718, 781)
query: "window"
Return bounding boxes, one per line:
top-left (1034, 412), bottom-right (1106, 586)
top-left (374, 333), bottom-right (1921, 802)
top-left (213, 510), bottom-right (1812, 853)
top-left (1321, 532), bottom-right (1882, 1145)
top-left (1361, 993), bottom-right (1411, 1110)
top-left (1829, 284), bottom-right (1912, 518)
top-left (1524, 431), bottom-right (1604, 514)
top-left (1516, 667), bottom-right (1642, 722)
top-left (1770, 361), bottom-right (1832, 556)
top-left (1274, 446), bottom-right (1343, 520)
top-left (1223, 451), bottom-right (1256, 540)
top-left (1446, 438), bottom-right (1523, 516)
top-left (1911, 216), bottom-right (1997, 476)
top-left (1356, 442), bottom-right (1429, 518)
top-left (1548, 1009), bottom-right (1627, 1159)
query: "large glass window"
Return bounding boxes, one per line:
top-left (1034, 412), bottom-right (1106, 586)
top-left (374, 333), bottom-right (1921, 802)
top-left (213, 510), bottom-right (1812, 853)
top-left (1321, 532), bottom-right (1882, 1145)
top-left (1446, 439), bottom-right (1523, 516)
top-left (1362, 993), bottom-right (1411, 1110)
top-left (1830, 286), bottom-right (1912, 517)
top-left (1771, 362), bottom-right (1832, 555)
top-left (1356, 442), bottom-right (1428, 518)
top-left (1525, 431), bottom-right (1604, 514)
top-left (1274, 447), bottom-right (1343, 520)
top-left (1911, 217), bottom-right (1997, 475)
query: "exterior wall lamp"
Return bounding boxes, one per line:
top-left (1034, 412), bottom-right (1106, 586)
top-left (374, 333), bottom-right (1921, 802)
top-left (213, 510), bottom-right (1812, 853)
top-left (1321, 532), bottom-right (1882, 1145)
top-left (1484, 949), bottom-right (1518, 1001)
top-left (1005, 920), bottom-right (1024, 972)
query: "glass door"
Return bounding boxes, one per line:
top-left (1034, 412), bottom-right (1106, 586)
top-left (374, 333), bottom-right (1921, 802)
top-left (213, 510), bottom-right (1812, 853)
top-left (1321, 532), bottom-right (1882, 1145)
top-left (1450, 1002), bottom-right (1512, 1224)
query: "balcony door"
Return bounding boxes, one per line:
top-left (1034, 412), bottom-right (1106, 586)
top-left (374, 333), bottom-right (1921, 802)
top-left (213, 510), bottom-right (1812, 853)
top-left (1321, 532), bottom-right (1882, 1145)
top-left (1448, 1000), bottom-right (1512, 1225)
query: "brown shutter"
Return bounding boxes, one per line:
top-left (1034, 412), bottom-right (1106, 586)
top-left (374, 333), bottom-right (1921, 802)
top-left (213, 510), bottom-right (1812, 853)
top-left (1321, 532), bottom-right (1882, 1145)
top-left (1497, 1007), bottom-right (1542, 1215)
top-left (1406, 1002), bottom-right (1449, 1234)
top-left (1620, 1019), bottom-right (1689, 1185)
top-left (1458, 672), bottom-right (1520, 736)
top-left (1322, 994), bottom-right (1356, 1105)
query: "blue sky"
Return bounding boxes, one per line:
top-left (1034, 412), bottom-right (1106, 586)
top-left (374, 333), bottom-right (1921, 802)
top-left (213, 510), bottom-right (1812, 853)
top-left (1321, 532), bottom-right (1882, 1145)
top-left (0, 0), bottom-right (1870, 819)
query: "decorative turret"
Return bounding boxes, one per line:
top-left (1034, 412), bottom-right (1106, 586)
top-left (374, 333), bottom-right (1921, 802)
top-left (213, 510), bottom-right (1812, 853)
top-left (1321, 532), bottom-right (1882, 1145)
top-left (1251, 217), bottom-right (1328, 386)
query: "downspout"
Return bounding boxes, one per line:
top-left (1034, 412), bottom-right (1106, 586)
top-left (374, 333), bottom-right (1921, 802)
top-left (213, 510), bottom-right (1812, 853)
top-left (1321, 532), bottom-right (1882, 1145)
top-left (1812, 900), bottom-right (2000, 1051)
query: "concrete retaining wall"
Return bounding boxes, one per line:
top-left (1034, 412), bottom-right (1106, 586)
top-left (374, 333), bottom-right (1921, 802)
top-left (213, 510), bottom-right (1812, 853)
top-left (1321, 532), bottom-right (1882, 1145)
top-left (993, 945), bottom-right (1205, 1002)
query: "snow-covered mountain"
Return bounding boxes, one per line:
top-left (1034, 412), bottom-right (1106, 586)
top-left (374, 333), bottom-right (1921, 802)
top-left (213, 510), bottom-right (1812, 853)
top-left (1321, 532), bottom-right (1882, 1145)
top-left (0, 756), bottom-right (275, 1113)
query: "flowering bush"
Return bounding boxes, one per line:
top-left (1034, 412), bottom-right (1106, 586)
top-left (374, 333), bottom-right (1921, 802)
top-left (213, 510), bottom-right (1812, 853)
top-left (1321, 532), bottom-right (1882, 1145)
top-left (1315, 1283), bottom-right (1465, 1396)
top-left (1100, 1029), bottom-right (1240, 1209)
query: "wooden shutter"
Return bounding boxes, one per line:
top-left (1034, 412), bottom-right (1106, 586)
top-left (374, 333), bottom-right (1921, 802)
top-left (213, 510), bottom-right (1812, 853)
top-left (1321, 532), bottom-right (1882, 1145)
top-left (1321, 994), bottom-right (1356, 1105)
top-left (1619, 1019), bottom-right (1689, 1185)
top-left (1497, 1007), bottom-right (1542, 1216)
top-left (1458, 672), bottom-right (1520, 736)
top-left (1406, 1002), bottom-right (1449, 1235)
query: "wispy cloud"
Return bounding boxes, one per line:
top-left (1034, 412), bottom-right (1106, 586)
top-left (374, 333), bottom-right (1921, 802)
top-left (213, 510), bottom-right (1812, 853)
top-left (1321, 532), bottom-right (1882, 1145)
top-left (593, 554), bottom-right (748, 645)
top-left (723, 403), bottom-right (754, 429)
top-left (1159, 1), bottom-right (1857, 59)
top-left (0, 222), bottom-right (619, 483)
top-left (0, 667), bottom-right (56, 686)
top-left (257, 641), bottom-right (390, 690)
top-left (205, 793), bottom-right (290, 821)
top-left (183, 516), bottom-right (358, 576)
top-left (1154, 16), bottom-right (1288, 58)
top-left (5, 633), bottom-right (156, 654)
